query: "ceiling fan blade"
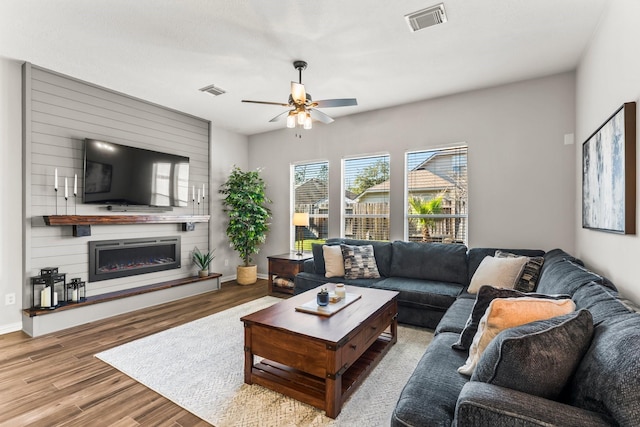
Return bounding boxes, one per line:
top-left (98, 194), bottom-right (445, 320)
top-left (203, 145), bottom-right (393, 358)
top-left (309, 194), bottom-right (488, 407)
top-left (268, 110), bottom-right (291, 123)
top-left (313, 98), bottom-right (358, 108)
top-left (291, 82), bottom-right (306, 104)
top-left (242, 100), bottom-right (289, 107)
top-left (309, 109), bottom-right (334, 124)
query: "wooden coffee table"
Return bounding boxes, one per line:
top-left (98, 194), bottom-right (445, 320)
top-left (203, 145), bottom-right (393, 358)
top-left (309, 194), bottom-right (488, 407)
top-left (241, 285), bottom-right (398, 418)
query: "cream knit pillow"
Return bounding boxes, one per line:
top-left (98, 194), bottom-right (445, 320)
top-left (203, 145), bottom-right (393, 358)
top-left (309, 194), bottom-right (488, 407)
top-left (323, 245), bottom-right (345, 278)
top-left (468, 256), bottom-right (529, 294)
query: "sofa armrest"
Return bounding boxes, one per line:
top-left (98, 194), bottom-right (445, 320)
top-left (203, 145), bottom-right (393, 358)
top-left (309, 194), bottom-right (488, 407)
top-left (454, 382), bottom-right (613, 427)
top-left (303, 258), bottom-right (315, 273)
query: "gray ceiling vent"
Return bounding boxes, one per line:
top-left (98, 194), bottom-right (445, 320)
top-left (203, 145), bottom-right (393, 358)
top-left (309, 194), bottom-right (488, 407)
top-left (405, 3), bottom-right (448, 32)
top-left (199, 84), bottom-right (226, 96)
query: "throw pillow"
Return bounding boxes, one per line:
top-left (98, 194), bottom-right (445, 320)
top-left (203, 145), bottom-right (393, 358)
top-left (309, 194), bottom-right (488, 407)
top-left (340, 244), bottom-right (381, 279)
top-left (495, 250), bottom-right (545, 292)
top-left (471, 309), bottom-right (593, 400)
top-left (457, 297), bottom-right (576, 376)
top-left (323, 245), bottom-right (345, 278)
top-left (452, 285), bottom-right (571, 351)
top-left (467, 256), bottom-right (529, 294)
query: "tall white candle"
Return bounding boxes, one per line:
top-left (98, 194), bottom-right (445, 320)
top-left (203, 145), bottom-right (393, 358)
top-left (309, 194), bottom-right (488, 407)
top-left (54, 168), bottom-right (58, 190)
top-left (197, 188), bottom-right (201, 203)
top-left (41, 286), bottom-right (50, 308)
top-left (53, 291), bottom-right (58, 306)
top-left (74, 174), bottom-right (77, 196)
top-left (64, 177), bottom-right (68, 199)
top-left (72, 288), bottom-right (78, 302)
top-left (192, 185), bottom-right (195, 201)
top-left (202, 184), bottom-right (205, 199)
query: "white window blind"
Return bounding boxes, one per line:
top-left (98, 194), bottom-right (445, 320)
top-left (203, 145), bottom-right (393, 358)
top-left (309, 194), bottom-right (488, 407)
top-left (406, 146), bottom-right (468, 244)
top-left (343, 155), bottom-right (390, 241)
top-left (292, 161), bottom-right (329, 251)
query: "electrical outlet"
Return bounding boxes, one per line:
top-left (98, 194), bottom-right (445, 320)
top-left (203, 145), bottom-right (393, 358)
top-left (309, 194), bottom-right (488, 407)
top-left (5, 293), bottom-right (16, 306)
top-left (224, 259), bottom-right (229, 267)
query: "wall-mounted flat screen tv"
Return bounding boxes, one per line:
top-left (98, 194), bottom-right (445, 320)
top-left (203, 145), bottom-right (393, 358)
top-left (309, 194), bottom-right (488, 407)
top-left (83, 139), bottom-right (190, 207)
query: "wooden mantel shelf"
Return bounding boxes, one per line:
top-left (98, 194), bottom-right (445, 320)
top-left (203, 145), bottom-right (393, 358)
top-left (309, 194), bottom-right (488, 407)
top-left (42, 214), bottom-right (210, 236)
top-left (43, 214), bottom-right (210, 226)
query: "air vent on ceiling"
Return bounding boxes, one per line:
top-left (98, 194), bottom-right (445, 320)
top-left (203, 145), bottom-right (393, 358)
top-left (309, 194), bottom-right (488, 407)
top-left (405, 3), bottom-right (447, 32)
top-left (199, 84), bottom-right (226, 96)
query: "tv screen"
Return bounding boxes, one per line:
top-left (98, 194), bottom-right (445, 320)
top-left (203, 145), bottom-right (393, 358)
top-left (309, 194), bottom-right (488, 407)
top-left (83, 139), bottom-right (190, 207)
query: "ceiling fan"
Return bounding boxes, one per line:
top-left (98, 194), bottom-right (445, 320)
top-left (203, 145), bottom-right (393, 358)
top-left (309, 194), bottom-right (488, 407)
top-left (242, 60), bottom-right (357, 130)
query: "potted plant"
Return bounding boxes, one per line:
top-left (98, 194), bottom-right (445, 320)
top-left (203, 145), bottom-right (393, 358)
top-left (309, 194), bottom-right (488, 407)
top-left (220, 166), bottom-right (272, 285)
top-left (193, 247), bottom-right (215, 277)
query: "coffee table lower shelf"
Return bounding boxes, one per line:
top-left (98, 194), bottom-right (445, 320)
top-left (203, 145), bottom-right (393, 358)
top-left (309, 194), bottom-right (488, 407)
top-left (249, 331), bottom-right (394, 416)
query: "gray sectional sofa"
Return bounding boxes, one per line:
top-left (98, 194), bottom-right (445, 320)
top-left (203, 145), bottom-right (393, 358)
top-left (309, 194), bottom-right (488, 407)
top-left (294, 239), bottom-right (640, 426)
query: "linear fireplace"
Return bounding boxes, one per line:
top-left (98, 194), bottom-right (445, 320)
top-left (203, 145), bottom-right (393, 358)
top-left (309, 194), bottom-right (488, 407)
top-left (89, 236), bottom-right (181, 282)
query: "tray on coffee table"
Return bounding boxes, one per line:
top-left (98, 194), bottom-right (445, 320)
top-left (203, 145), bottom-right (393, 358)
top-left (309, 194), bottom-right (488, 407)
top-left (294, 292), bottom-right (361, 316)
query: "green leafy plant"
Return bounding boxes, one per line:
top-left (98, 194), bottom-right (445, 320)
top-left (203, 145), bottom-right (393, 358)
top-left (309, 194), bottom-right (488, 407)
top-left (193, 247), bottom-right (215, 271)
top-left (409, 193), bottom-right (444, 241)
top-left (219, 166), bottom-right (272, 267)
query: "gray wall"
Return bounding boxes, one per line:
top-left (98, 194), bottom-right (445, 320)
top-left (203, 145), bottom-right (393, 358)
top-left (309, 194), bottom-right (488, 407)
top-left (575, 0), bottom-right (640, 303)
top-left (249, 73), bottom-right (577, 276)
top-left (0, 57), bottom-right (23, 333)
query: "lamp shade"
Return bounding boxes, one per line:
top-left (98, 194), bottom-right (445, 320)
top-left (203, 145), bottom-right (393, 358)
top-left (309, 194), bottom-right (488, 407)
top-left (292, 212), bottom-right (310, 227)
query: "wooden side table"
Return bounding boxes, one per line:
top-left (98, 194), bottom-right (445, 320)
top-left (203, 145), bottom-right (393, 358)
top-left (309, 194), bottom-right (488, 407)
top-left (267, 253), bottom-right (313, 295)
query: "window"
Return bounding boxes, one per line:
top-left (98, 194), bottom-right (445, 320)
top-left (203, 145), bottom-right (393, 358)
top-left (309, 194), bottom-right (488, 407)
top-left (343, 154), bottom-right (390, 241)
top-left (292, 161), bottom-right (329, 251)
top-left (406, 146), bottom-right (468, 244)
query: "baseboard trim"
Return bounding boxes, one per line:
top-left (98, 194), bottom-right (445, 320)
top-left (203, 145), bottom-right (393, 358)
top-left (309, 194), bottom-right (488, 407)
top-left (0, 321), bottom-right (23, 336)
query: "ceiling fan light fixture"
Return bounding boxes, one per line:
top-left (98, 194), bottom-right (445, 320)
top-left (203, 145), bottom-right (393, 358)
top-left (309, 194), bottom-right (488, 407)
top-left (304, 114), bottom-right (312, 130)
top-left (297, 110), bottom-right (306, 125)
top-left (286, 112), bottom-right (296, 128)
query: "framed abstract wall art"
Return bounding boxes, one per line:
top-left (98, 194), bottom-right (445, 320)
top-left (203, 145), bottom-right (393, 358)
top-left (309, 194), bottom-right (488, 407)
top-left (582, 102), bottom-right (636, 234)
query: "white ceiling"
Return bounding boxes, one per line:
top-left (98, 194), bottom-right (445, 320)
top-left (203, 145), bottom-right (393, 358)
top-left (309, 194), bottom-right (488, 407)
top-left (0, 0), bottom-right (610, 136)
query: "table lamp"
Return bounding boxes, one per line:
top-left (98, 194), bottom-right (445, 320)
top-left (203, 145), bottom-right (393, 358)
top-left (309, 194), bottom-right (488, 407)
top-left (292, 212), bottom-right (310, 256)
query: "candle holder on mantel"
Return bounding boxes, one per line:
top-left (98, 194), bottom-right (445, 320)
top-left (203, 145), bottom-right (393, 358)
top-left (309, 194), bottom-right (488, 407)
top-left (66, 278), bottom-right (86, 303)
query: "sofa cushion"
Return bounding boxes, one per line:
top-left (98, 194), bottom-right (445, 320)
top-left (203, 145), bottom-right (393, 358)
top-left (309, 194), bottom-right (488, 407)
top-left (322, 245), bottom-right (344, 278)
top-left (311, 243), bottom-right (332, 276)
top-left (340, 238), bottom-right (393, 277)
top-left (471, 309), bottom-right (593, 400)
top-left (435, 297), bottom-right (475, 335)
top-left (391, 332), bottom-right (469, 427)
top-left (372, 277), bottom-right (464, 311)
top-left (494, 250), bottom-right (545, 292)
top-left (467, 248), bottom-right (545, 285)
top-left (567, 310), bottom-right (640, 425)
top-left (452, 286), bottom-right (571, 351)
top-left (537, 258), bottom-right (616, 296)
top-left (467, 256), bottom-right (528, 294)
top-left (389, 241), bottom-right (468, 284)
top-left (572, 282), bottom-right (629, 325)
top-left (340, 244), bottom-right (381, 279)
top-left (458, 297), bottom-right (576, 376)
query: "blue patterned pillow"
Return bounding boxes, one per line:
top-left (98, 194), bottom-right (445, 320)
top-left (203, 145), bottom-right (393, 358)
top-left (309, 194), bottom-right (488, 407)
top-left (340, 244), bottom-right (380, 279)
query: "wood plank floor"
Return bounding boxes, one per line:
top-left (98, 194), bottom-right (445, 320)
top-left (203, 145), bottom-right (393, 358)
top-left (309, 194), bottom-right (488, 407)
top-left (0, 279), bottom-right (277, 427)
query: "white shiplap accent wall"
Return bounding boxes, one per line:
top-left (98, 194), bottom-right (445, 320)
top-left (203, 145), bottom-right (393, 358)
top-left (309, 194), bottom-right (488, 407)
top-left (24, 64), bottom-right (211, 304)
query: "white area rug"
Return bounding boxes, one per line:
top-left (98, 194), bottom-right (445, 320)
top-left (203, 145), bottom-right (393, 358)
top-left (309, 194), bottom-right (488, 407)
top-left (96, 296), bottom-right (433, 426)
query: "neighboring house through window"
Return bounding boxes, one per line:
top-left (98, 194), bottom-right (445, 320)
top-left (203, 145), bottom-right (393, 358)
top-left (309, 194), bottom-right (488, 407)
top-left (292, 161), bottom-right (329, 251)
top-left (342, 154), bottom-right (390, 241)
top-left (405, 145), bottom-right (468, 244)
